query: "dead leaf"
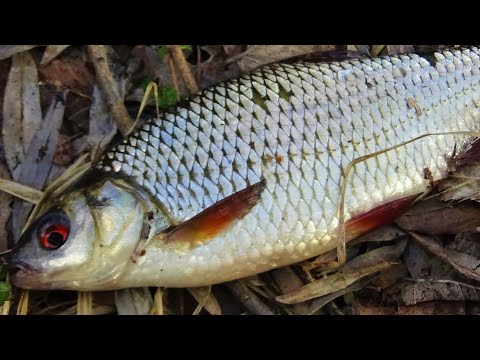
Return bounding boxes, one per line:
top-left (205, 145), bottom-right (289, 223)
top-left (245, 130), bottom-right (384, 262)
top-left (396, 301), bottom-right (465, 315)
top-left (305, 225), bottom-right (406, 271)
top-left (401, 279), bottom-right (480, 306)
top-left (86, 85), bottom-right (118, 159)
top-left (395, 198), bottom-right (480, 235)
top-left (20, 52), bottom-right (42, 153)
top-left (53, 134), bottom-right (73, 166)
top-left (369, 263), bottom-right (409, 290)
top-left (386, 45), bottom-right (415, 55)
top-left (277, 240), bottom-right (407, 304)
top-left (410, 232), bottom-right (480, 283)
top-left (271, 267), bottom-right (311, 315)
top-left (235, 45), bottom-right (337, 73)
top-left (307, 274), bottom-right (378, 314)
top-left (2, 53), bottom-right (25, 176)
top-left (87, 45), bottom-right (133, 136)
top-left (39, 57), bottom-right (94, 94)
top-left (0, 46), bottom-right (39, 61)
top-left (114, 288), bottom-right (153, 315)
top-left (370, 45), bottom-right (386, 57)
top-left (11, 93), bottom-right (65, 241)
top-left (352, 303), bottom-right (396, 315)
top-left (0, 163), bottom-right (11, 252)
top-left (188, 286), bottom-right (222, 315)
top-left (225, 280), bottom-right (275, 315)
top-left (40, 45), bottom-right (70, 66)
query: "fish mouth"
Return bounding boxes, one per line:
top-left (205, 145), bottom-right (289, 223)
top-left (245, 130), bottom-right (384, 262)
top-left (7, 257), bottom-right (42, 289)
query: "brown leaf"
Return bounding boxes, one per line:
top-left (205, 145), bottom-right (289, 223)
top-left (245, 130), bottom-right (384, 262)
top-left (225, 280), bottom-right (275, 315)
top-left (187, 286), bottom-right (222, 315)
top-left (439, 162), bottom-right (480, 202)
top-left (114, 288), bottom-right (153, 315)
top-left (2, 53), bottom-right (25, 176)
top-left (235, 45), bottom-right (337, 73)
top-left (53, 134), bottom-right (73, 166)
top-left (270, 267), bottom-right (311, 315)
top-left (0, 46), bottom-right (39, 61)
top-left (401, 280), bottom-right (480, 306)
top-left (276, 240), bottom-right (407, 304)
top-left (396, 301), bottom-right (465, 315)
top-left (395, 198), bottom-right (480, 235)
top-left (307, 274), bottom-right (378, 314)
top-left (410, 232), bottom-right (480, 282)
top-left (386, 45), bottom-right (415, 55)
top-left (352, 303), bottom-right (396, 315)
top-left (0, 163), bottom-right (12, 252)
top-left (370, 264), bottom-right (409, 290)
top-left (40, 45), bottom-right (70, 66)
top-left (39, 57), bottom-right (94, 94)
top-left (11, 94), bottom-right (65, 241)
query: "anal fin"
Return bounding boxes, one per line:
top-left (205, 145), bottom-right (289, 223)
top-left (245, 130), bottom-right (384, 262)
top-left (345, 193), bottom-right (421, 240)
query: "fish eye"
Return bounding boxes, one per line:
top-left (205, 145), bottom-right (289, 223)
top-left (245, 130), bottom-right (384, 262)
top-left (37, 212), bottom-right (70, 250)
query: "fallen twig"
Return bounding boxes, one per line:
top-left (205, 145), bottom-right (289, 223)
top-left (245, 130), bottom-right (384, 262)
top-left (87, 45), bottom-right (133, 136)
top-left (225, 280), bottom-right (275, 315)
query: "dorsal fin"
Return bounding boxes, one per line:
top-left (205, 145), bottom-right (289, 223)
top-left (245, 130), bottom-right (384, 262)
top-left (160, 178), bottom-right (266, 246)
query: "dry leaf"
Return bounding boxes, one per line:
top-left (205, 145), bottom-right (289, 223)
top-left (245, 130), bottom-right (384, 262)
top-left (352, 303), bottom-right (396, 315)
top-left (307, 274), bottom-right (377, 314)
top-left (39, 57), bottom-right (94, 94)
top-left (40, 45), bottom-right (70, 66)
top-left (277, 240), bottom-right (407, 304)
top-left (439, 162), bottom-right (480, 202)
top-left (86, 85), bottom-right (118, 159)
top-left (115, 287), bottom-right (153, 315)
top-left (187, 287), bottom-right (222, 315)
top-left (0, 163), bottom-right (11, 252)
top-left (0, 46), bottom-right (39, 61)
top-left (11, 94), bottom-right (65, 241)
top-left (386, 45), bottom-right (415, 55)
top-left (235, 45), bottom-right (337, 73)
top-left (395, 198), bottom-right (480, 235)
top-left (271, 267), bottom-right (311, 315)
top-left (20, 52), bottom-right (42, 153)
top-left (410, 232), bottom-right (480, 283)
top-left (2, 53), bottom-right (25, 176)
top-left (396, 301), bottom-right (466, 315)
top-left (225, 280), bottom-right (275, 315)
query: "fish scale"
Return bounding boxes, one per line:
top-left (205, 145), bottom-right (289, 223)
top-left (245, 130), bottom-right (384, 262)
top-left (92, 47), bottom-right (480, 287)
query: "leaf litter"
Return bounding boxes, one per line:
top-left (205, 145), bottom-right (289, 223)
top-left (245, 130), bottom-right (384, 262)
top-left (1, 44), bottom-right (480, 315)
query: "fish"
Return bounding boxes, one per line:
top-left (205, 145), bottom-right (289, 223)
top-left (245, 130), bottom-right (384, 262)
top-left (8, 47), bottom-right (480, 291)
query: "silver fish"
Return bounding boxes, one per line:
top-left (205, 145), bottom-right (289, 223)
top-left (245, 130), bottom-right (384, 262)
top-left (9, 47), bottom-right (480, 290)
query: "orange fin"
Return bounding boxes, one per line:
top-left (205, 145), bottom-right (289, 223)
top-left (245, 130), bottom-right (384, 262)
top-left (162, 178), bottom-right (266, 245)
top-left (345, 193), bottom-right (421, 239)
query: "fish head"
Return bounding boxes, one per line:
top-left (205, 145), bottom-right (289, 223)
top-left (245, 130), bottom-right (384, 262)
top-left (9, 178), bottom-right (147, 291)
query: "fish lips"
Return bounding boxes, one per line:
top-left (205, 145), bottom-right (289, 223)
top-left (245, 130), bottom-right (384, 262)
top-left (7, 254), bottom-right (41, 289)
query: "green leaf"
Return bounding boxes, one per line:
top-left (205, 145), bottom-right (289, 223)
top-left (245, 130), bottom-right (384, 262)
top-left (157, 85), bottom-right (178, 110)
top-left (0, 281), bottom-right (11, 306)
top-left (179, 45), bottom-right (193, 53)
top-left (139, 77), bottom-right (152, 91)
top-left (157, 46), bottom-right (167, 60)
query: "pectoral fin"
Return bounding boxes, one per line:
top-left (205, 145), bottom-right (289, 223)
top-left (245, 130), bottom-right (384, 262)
top-left (160, 179), bottom-right (266, 246)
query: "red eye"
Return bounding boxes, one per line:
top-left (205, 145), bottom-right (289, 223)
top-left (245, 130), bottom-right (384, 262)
top-left (39, 223), bottom-right (70, 250)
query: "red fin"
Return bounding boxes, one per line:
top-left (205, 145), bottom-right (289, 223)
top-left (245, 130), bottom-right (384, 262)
top-left (345, 194), bottom-right (421, 239)
top-left (162, 179), bottom-right (266, 245)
